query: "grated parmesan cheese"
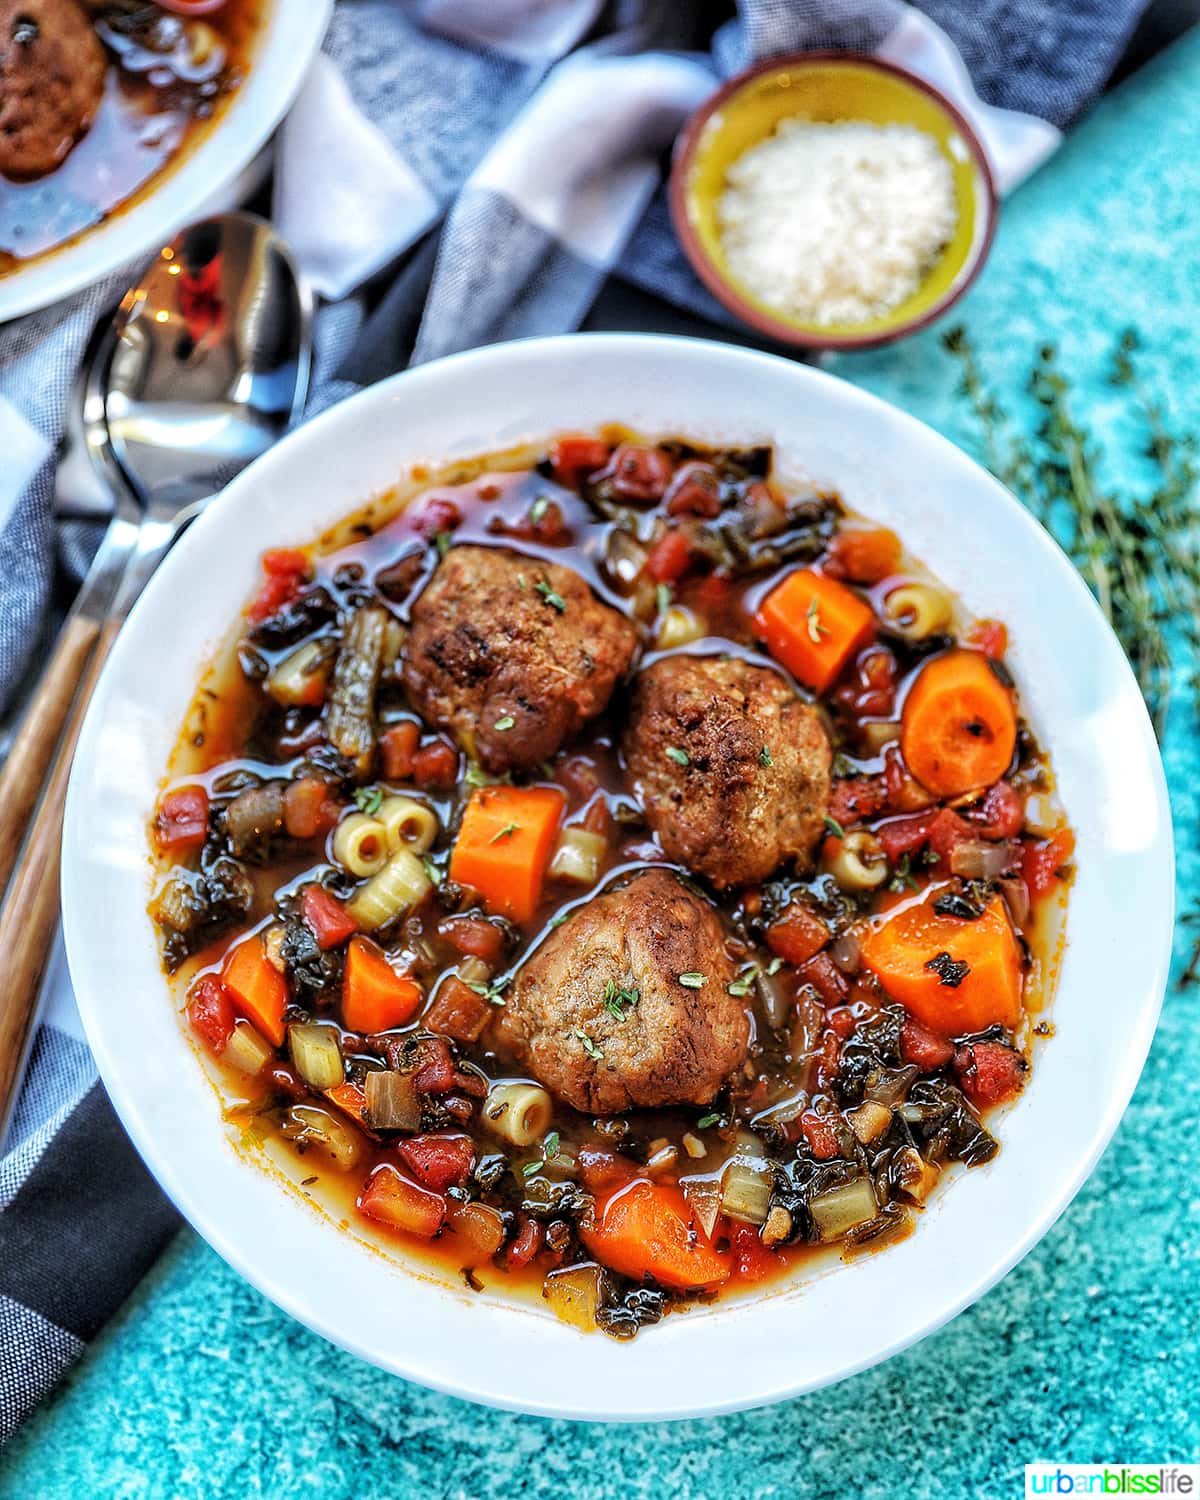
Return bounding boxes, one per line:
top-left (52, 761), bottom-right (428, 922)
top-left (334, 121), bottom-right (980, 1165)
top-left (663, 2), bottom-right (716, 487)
top-left (716, 118), bottom-right (958, 328)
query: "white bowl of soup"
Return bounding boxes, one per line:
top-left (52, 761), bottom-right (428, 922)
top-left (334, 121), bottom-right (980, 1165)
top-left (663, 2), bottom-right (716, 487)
top-left (0, 0), bottom-right (330, 322)
top-left (62, 334), bottom-right (1172, 1420)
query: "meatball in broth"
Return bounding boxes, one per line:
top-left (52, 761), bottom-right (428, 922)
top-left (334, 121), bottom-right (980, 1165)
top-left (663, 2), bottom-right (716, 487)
top-left (623, 655), bottom-right (832, 888)
top-left (490, 869), bottom-right (750, 1114)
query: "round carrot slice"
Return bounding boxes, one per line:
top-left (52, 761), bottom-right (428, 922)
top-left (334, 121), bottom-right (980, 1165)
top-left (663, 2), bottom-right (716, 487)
top-left (900, 649), bottom-right (1017, 797)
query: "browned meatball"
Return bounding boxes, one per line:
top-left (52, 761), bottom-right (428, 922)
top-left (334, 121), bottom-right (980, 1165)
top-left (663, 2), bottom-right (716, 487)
top-left (403, 545), bottom-right (638, 774)
top-left (623, 655), bottom-right (831, 888)
top-left (0, 0), bottom-right (105, 179)
top-left (491, 869), bottom-right (749, 1114)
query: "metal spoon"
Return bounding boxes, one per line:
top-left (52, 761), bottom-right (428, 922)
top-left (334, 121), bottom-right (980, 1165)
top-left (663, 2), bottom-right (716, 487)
top-left (0, 211), bottom-right (311, 1140)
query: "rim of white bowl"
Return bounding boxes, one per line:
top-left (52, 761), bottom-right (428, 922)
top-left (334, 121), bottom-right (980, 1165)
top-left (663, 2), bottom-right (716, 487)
top-left (62, 334), bottom-right (1174, 1421)
top-left (0, 0), bottom-right (332, 324)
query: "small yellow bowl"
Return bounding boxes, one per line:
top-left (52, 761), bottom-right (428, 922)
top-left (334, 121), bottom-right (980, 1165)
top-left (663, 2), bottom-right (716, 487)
top-left (669, 53), bottom-right (999, 350)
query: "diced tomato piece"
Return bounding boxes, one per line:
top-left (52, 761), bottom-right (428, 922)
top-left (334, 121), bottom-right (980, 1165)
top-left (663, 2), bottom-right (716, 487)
top-left (664, 461), bottom-right (722, 518)
top-left (155, 785), bottom-right (209, 854)
top-left (765, 903), bottom-right (830, 966)
top-left (798, 1110), bottom-right (840, 1160)
top-left (826, 1005), bottom-right (857, 1039)
top-left (282, 777), bottom-right (340, 841)
top-left (187, 976), bottom-right (235, 1055)
top-left (358, 1164), bottom-right (446, 1238)
top-left (824, 528), bottom-right (902, 585)
top-left (550, 435), bottom-right (611, 488)
top-left (506, 1213), bottom-right (544, 1269)
top-left (246, 549), bottom-right (310, 623)
top-left (796, 951), bottom-right (849, 1006)
top-left (423, 975), bottom-right (493, 1044)
top-left (727, 1220), bottom-right (780, 1283)
top-left (900, 1016), bottom-right (955, 1071)
top-left (379, 722), bottom-right (420, 781)
top-left (396, 1132), bottom-right (476, 1192)
top-left (412, 739), bottom-right (459, 791)
top-left (966, 619), bottom-right (1008, 659)
top-left (412, 1035), bottom-right (457, 1094)
top-left (953, 1041), bottom-right (1026, 1108)
top-left (926, 806), bottom-right (973, 868)
top-left (690, 572), bottom-right (733, 609)
top-left (301, 885), bottom-right (357, 949)
top-left (411, 495), bottom-right (461, 540)
top-left (816, 1029), bottom-right (842, 1091)
top-left (827, 776), bottom-right (888, 828)
top-left (1022, 829), bottom-right (1075, 899)
top-left (833, 643), bottom-right (900, 719)
top-left (600, 443), bottom-right (673, 502)
top-left (877, 810), bottom-right (936, 862)
top-left (577, 1147), bottom-right (637, 1194)
top-left (966, 781), bottom-right (1025, 840)
top-left (645, 528), bottom-right (694, 583)
top-left (882, 744), bottom-right (936, 813)
top-left (437, 914), bottom-right (507, 963)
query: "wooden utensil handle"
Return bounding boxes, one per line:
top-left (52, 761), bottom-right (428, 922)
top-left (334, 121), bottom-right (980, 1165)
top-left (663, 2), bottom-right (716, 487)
top-left (0, 612), bottom-right (101, 900)
top-left (0, 617), bottom-right (119, 1138)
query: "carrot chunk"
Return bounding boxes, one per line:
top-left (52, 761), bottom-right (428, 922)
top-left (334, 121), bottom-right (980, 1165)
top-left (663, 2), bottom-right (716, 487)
top-left (449, 785), bottom-right (565, 925)
top-left (754, 568), bottom-right (875, 692)
top-left (343, 936), bottom-right (422, 1034)
top-left (580, 1180), bottom-right (731, 1290)
top-left (765, 903), bottom-right (830, 966)
top-left (860, 891), bottom-right (1023, 1037)
top-left (357, 1164), bottom-right (446, 1238)
top-left (824, 527), bottom-right (901, 585)
top-left (900, 649), bottom-right (1017, 797)
top-left (325, 1081), bottom-right (369, 1129)
top-left (221, 934), bottom-right (288, 1047)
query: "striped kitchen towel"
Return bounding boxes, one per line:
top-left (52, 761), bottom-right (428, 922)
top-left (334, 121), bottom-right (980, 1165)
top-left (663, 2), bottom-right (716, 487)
top-left (0, 0), bottom-right (1154, 1442)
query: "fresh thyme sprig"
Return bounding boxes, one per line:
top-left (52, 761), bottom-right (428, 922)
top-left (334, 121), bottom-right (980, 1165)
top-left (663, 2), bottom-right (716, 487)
top-left (943, 326), bottom-right (1200, 737)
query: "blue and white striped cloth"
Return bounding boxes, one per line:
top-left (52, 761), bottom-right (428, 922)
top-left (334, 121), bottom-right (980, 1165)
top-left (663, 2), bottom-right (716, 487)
top-left (0, 0), bottom-right (1151, 1442)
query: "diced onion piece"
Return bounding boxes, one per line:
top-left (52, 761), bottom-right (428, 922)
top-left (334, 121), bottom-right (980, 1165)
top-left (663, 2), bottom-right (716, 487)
top-left (377, 796), bottom-right (439, 857)
top-left (645, 1141), bottom-right (678, 1177)
top-left (809, 1178), bottom-right (878, 1241)
top-left (682, 1132), bottom-right (707, 1160)
top-left (223, 1019), bottom-right (274, 1077)
top-left (720, 1158), bottom-right (773, 1226)
top-left (447, 1200), bottom-right (506, 1263)
top-left (655, 604), bottom-right (705, 650)
top-left (680, 1175), bottom-right (722, 1239)
top-left (364, 1070), bottom-right (421, 1131)
top-left (280, 1103), bottom-right (365, 1171)
top-left (266, 638), bottom-right (335, 707)
top-left (543, 1263), bottom-right (604, 1332)
top-left (848, 1100), bottom-right (893, 1145)
top-left (483, 1082), bottom-right (553, 1147)
top-left (346, 848), bottom-right (432, 931)
top-left (949, 839), bottom-right (1018, 881)
top-left (456, 955), bottom-right (492, 989)
top-left (761, 1204), bottom-right (793, 1246)
top-left (548, 826), bottom-right (607, 885)
top-left (288, 1023), bottom-right (344, 1091)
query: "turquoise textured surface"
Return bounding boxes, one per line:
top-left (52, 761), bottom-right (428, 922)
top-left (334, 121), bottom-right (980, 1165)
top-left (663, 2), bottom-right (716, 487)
top-left (4, 33), bottom-right (1200, 1498)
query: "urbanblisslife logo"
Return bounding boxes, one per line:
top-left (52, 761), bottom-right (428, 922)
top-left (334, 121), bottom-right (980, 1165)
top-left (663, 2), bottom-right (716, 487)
top-left (1025, 1467), bottom-right (1198, 1496)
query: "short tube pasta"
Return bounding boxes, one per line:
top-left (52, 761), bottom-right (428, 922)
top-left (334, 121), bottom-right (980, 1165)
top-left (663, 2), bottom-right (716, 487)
top-left (827, 829), bottom-right (889, 891)
top-left (332, 812), bottom-right (388, 877)
top-left (345, 848), bottom-right (432, 930)
top-left (883, 582), bottom-right (952, 641)
top-left (482, 1082), bottom-right (553, 1147)
top-left (378, 795), bottom-right (439, 856)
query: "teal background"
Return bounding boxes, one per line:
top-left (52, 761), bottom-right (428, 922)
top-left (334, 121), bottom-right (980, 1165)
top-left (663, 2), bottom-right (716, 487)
top-left (4, 33), bottom-right (1199, 1498)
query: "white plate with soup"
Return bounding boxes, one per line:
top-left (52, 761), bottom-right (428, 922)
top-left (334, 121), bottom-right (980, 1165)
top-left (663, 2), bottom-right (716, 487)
top-left (61, 334), bottom-right (1172, 1421)
top-left (0, 0), bottom-right (330, 323)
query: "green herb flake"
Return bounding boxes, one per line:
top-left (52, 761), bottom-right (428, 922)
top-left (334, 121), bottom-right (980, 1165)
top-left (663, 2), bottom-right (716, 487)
top-left (759, 745), bottom-right (773, 768)
top-left (766, 956), bottom-right (784, 976)
top-left (468, 976), bottom-right (509, 1006)
top-left (696, 1113), bottom-right (721, 1130)
top-left (678, 972), bottom-right (706, 989)
top-left (665, 746), bottom-right (690, 768)
top-left (655, 583), bottom-right (672, 614)
top-left (355, 786), bottom-right (383, 816)
top-left (422, 855), bottom-right (442, 887)
top-left (521, 1159), bottom-right (542, 1178)
top-left (433, 531), bottom-right (451, 560)
top-left (489, 822), bottom-right (519, 844)
top-left (574, 1029), bottom-right (604, 1061)
top-left (494, 715), bottom-right (516, 732)
top-left (727, 976), bottom-right (754, 997)
top-left (603, 978), bottom-right (617, 1003)
top-left (823, 814), bottom-right (846, 839)
top-left (889, 853), bottom-right (921, 893)
top-left (536, 580), bottom-right (567, 613)
top-left (549, 912), bottom-right (570, 928)
top-left (522, 1129), bottom-right (563, 1178)
top-left (806, 597), bottom-right (830, 644)
top-left (530, 495), bottom-right (550, 525)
